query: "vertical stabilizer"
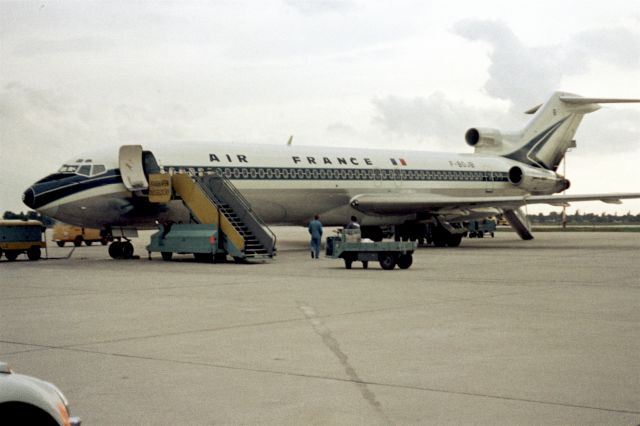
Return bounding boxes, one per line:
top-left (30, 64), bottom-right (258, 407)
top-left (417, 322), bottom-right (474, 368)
top-left (468, 92), bottom-right (640, 171)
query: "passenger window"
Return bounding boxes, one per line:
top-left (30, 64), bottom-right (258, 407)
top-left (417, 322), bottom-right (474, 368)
top-left (92, 165), bottom-right (106, 175)
top-left (78, 165), bottom-right (91, 176)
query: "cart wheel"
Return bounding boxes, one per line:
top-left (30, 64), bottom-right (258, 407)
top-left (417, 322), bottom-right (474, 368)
top-left (344, 258), bottom-right (353, 269)
top-left (194, 253), bottom-right (214, 262)
top-left (27, 246), bottom-right (41, 261)
top-left (397, 254), bottom-right (412, 269)
top-left (73, 236), bottom-right (83, 247)
top-left (5, 250), bottom-right (19, 261)
top-left (378, 252), bottom-right (396, 270)
top-left (362, 261), bottom-right (368, 269)
top-left (56, 241), bottom-right (65, 247)
top-left (161, 251), bottom-right (173, 261)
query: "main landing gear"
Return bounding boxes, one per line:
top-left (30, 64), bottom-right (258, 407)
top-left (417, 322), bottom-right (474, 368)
top-left (393, 222), bottom-right (465, 248)
top-left (108, 239), bottom-right (135, 259)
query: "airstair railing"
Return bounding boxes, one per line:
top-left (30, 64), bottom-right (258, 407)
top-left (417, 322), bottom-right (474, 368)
top-left (195, 174), bottom-right (276, 256)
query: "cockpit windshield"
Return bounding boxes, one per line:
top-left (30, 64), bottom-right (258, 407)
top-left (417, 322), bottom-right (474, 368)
top-left (58, 165), bottom-right (79, 173)
top-left (57, 163), bottom-right (107, 177)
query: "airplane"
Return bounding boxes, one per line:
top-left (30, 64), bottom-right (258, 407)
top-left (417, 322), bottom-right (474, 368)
top-left (22, 91), bottom-right (640, 258)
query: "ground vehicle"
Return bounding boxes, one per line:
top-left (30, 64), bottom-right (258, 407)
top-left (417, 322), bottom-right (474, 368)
top-left (0, 362), bottom-right (81, 426)
top-left (466, 219), bottom-right (497, 238)
top-left (52, 223), bottom-right (110, 247)
top-left (0, 220), bottom-right (46, 261)
top-left (327, 229), bottom-right (416, 270)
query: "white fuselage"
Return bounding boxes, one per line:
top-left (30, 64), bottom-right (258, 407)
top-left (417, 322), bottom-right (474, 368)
top-left (27, 142), bottom-right (546, 229)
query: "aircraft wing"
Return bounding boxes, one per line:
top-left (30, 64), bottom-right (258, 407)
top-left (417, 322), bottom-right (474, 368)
top-left (349, 192), bottom-right (640, 215)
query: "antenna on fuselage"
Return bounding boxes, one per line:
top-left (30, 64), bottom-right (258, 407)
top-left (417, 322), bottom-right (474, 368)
top-left (287, 135), bottom-right (293, 146)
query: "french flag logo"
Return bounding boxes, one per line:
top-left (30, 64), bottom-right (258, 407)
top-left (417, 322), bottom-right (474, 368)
top-left (390, 158), bottom-right (407, 166)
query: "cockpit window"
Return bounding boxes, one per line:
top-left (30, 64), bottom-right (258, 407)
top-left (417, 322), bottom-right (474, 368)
top-left (92, 165), bottom-right (106, 175)
top-left (77, 165), bottom-right (92, 176)
top-left (58, 165), bottom-right (79, 173)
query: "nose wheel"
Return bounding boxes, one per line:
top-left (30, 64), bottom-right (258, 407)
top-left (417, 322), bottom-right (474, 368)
top-left (108, 240), bottom-right (135, 259)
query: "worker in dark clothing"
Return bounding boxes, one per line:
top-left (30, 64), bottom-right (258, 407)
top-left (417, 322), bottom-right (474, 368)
top-left (308, 214), bottom-right (323, 259)
top-left (345, 215), bottom-right (360, 229)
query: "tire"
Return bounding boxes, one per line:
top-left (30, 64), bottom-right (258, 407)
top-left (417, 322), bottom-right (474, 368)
top-left (122, 242), bottom-right (134, 259)
top-left (5, 250), bottom-right (19, 261)
top-left (100, 238), bottom-right (109, 246)
top-left (194, 253), bottom-right (214, 262)
top-left (378, 252), bottom-right (396, 270)
top-left (362, 261), bottom-right (368, 269)
top-left (397, 254), bottom-right (413, 269)
top-left (0, 248), bottom-right (2, 258)
top-left (0, 402), bottom-right (58, 426)
top-left (344, 258), bottom-right (353, 269)
top-left (73, 236), bottom-right (83, 247)
top-left (108, 241), bottom-right (123, 259)
top-left (56, 241), bottom-right (65, 247)
top-left (446, 234), bottom-right (463, 247)
top-left (85, 240), bottom-right (93, 246)
top-left (161, 251), bottom-right (173, 261)
top-left (27, 247), bottom-right (41, 261)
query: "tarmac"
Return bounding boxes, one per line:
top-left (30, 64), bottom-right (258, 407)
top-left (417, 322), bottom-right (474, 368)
top-left (1, 229), bottom-right (639, 425)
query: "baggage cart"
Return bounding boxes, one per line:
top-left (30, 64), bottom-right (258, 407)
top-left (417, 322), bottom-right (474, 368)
top-left (326, 229), bottom-right (416, 270)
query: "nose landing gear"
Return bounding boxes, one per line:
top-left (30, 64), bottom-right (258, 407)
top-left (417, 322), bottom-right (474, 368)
top-left (108, 239), bottom-right (135, 259)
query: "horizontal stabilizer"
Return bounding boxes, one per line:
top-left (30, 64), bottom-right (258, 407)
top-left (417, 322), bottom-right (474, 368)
top-left (559, 96), bottom-right (640, 104)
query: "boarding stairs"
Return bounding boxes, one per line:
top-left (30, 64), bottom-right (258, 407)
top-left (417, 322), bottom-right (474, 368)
top-left (170, 173), bottom-right (276, 261)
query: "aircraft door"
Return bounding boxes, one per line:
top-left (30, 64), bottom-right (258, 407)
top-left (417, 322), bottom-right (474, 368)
top-left (119, 145), bottom-right (149, 191)
top-left (485, 171), bottom-right (494, 193)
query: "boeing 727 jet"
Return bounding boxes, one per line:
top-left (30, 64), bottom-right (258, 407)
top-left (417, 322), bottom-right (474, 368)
top-left (22, 91), bottom-right (640, 258)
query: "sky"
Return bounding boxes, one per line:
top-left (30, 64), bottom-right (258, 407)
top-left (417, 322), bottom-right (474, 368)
top-left (1, 0), bottom-right (639, 215)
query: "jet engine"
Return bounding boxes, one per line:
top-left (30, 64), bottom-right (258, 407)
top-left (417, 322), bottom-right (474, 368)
top-left (508, 165), bottom-right (570, 194)
top-left (465, 128), bottom-right (503, 149)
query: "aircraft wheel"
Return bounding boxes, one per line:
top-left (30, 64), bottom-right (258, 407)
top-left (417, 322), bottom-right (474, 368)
top-left (27, 247), bottom-right (41, 261)
top-left (378, 252), bottom-right (396, 270)
top-left (446, 234), bottom-right (463, 247)
top-left (5, 250), bottom-right (19, 261)
top-left (73, 236), bottom-right (83, 247)
top-left (397, 254), bottom-right (413, 269)
top-left (433, 236), bottom-right (447, 247)
top-left (108, 241), bottom-right (123, 259)
top-left (56, 241), bottom-right (65, 247)
top-left (121, 242), bottom-right (134, 259)
top-left (161, 251), bottom-right (173, 261)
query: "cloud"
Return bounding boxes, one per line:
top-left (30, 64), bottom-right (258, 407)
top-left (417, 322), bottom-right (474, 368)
top-left (452, 19), bottom-right (640, 111)
top-left (576, 107), bottom-right (640, 155)
top-left (452, 19), bottom-right (563, 110)
top-left (371, 91), bottom-right (509, 149)
top-left (284, 0), bottom-right (354, 15)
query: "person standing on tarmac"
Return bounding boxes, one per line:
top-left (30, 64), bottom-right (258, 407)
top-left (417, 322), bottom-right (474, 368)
top-left (308, 214), bottom-right (323, 259)
top-left (345, 215), bottom-right (360, 229)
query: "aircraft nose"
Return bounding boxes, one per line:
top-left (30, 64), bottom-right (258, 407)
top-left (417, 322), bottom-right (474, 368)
top-left (22, 187), bottom-right (36, 209)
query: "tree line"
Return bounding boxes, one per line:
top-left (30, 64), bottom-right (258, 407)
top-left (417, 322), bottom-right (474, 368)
top-left (528, 211), bottom-right (640, 225)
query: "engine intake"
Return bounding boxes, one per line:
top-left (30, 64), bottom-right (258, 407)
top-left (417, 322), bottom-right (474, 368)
top-left (465, 127), bottom-right (502, 148)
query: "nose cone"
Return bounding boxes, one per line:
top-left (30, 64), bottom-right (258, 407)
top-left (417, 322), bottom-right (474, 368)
top-left (22, 187), bottom-right (36, 209)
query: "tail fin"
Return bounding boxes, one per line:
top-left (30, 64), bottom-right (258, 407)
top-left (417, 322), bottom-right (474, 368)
top-left (468, 92), bottom-right (640, 170)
